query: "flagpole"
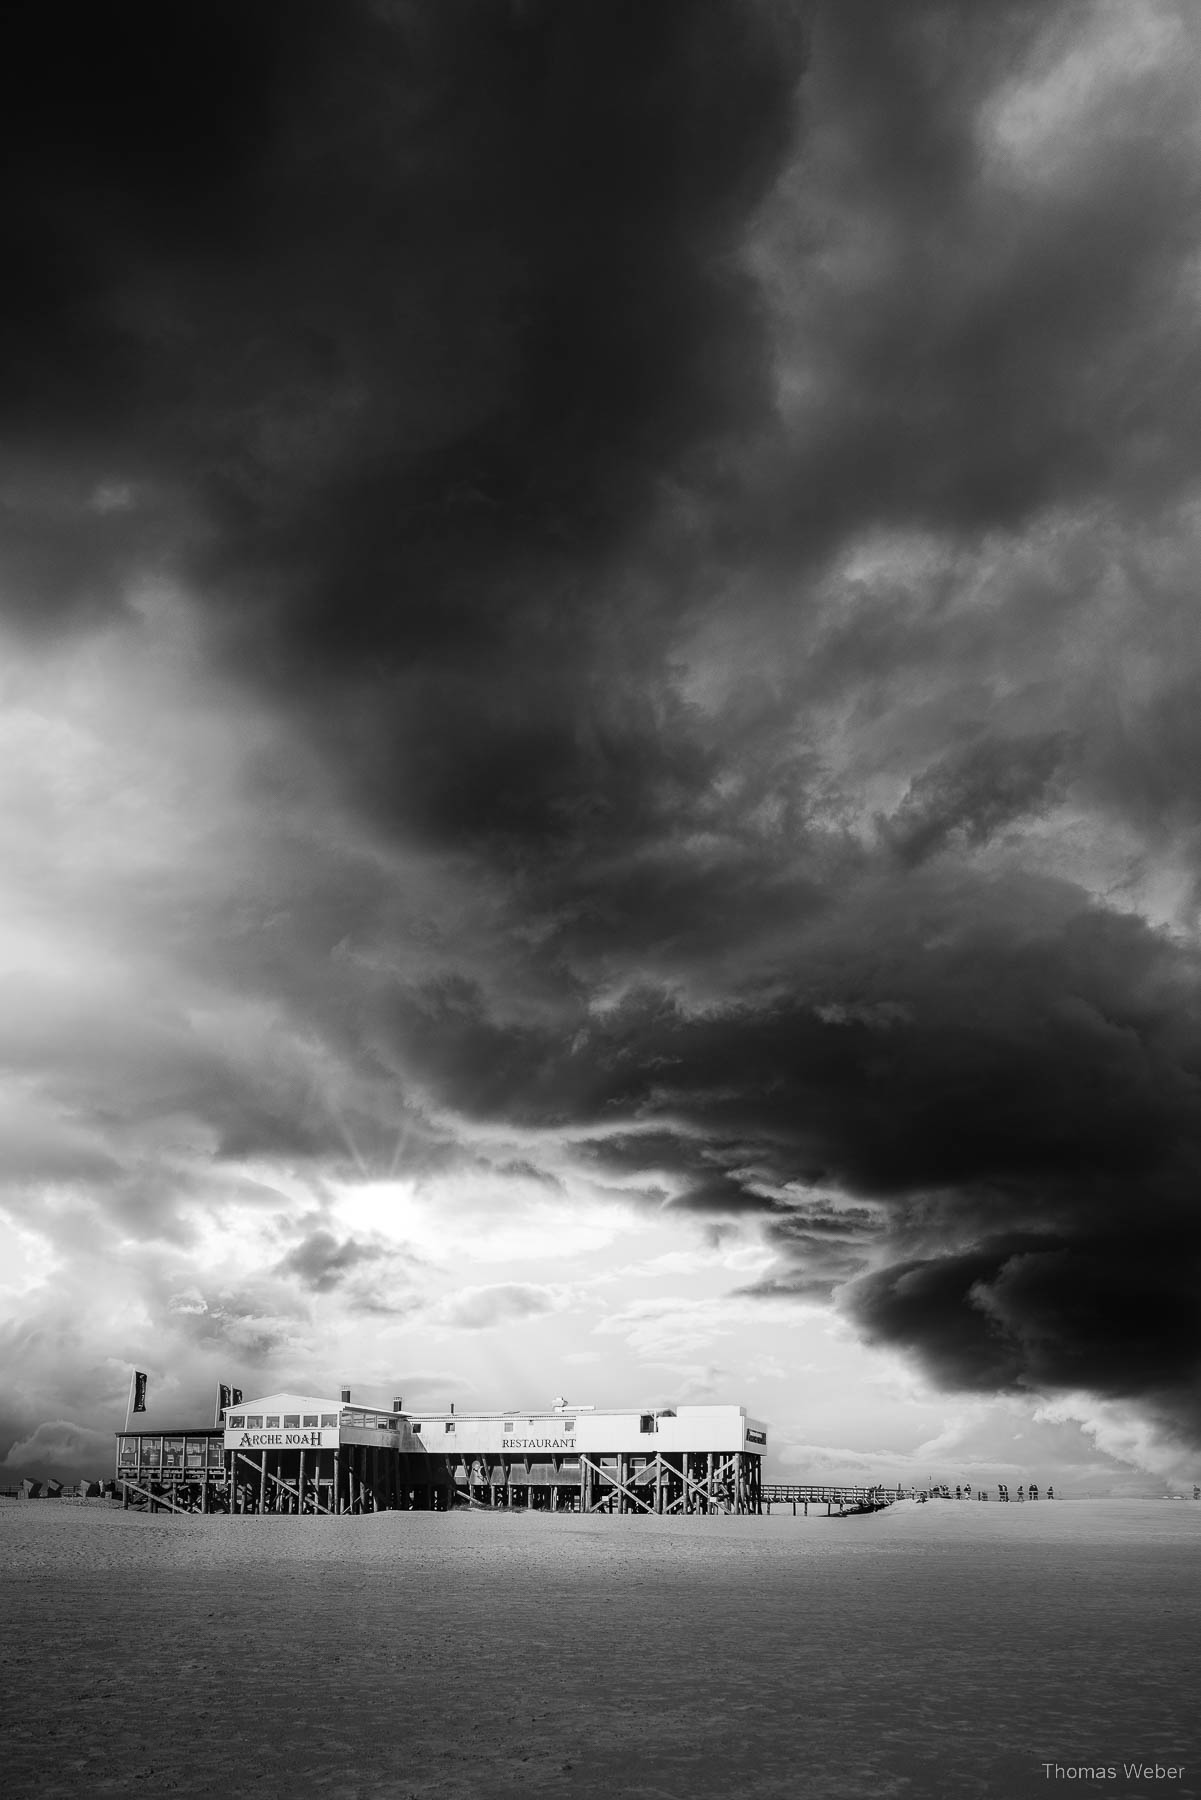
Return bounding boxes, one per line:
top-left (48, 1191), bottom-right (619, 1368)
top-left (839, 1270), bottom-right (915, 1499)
top-left (124, 1368), bottom-right (136, 1434)
top-left (214, 1382), bottom-right (221, 1429)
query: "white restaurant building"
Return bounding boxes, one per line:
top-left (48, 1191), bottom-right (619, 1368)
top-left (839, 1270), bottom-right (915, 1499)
top-left (116, 1391), bottom-right (768, 1516)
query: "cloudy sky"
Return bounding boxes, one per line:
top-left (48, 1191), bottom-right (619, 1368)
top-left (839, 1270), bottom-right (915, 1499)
top-left (4, 0), bottom-right (1201, 1495)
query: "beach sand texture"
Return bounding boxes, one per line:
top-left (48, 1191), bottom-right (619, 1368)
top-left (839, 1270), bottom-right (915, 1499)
top-left (2, 1498), bottom-right (1197, 1800)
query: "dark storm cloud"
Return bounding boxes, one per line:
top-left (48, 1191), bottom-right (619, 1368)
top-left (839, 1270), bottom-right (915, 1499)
top-left (760, 0), bottom-right (1201, 553)
top-left (275, 1230), bottom-right (378, 1294)
top-left (882, 732), bottom-right (1069, 866)
top-left (9, 0), bottom-right (1201, 1463)
top-left (1, 0), bottom-right (803, 664)
top-left (378, 868), bottom-right (1201, 1434)
top-left (846, 1228), bottom-right (1201, 1448)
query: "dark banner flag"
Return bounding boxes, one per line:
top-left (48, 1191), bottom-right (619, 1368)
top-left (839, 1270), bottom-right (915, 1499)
top-left (133, 1371), bottom-right (148, 1413)
top-left (215, 1383), bottom-right (244, 1423)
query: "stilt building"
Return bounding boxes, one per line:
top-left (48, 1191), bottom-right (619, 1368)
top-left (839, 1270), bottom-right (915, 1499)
top-left (115, 1392), bottom-right (768, 1516)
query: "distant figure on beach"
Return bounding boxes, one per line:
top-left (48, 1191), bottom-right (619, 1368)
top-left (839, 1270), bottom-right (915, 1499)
top-left (963, 1483), bottom-right (972, 1499)
top-left (1017, 1485), bottom-right (1024, 1501)
top-left (955, 1485), bottom-right (962, 1499)
top-left (1047, 1486), bottom-right (1054, 1499)
top-left (1029, 1483), bottom-right (1038, 1500)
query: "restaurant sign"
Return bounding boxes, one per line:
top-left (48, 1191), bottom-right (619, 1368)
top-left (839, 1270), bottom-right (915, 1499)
top-left (226, 1428), bottom-right (341, 1451)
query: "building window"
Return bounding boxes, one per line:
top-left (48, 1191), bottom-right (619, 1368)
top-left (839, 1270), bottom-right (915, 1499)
top-left (639, 1414), bottom-right (655, 1434)
top-left (283, 1414), bottom-right (300, 1428)
top-left (245, 1416), bottom-right (262, 1427)
top-left (503, 1421), bottom-right (514, 1432)
top-left (320, 1414), bottom-right (338, 1427)
top-left (563, 1418), bottom-right (576, 1431)
top-left (412, 1424), bottom-right (423, 1435)
top-left (265, 1416), bottom-right (280, 1427)
top-left (302, 1415), bottom-right (318, 1427)
top-left (228, 1416), bottom-right (245, 1428)
top-left (445, 1421), bottom-right (455, 1434)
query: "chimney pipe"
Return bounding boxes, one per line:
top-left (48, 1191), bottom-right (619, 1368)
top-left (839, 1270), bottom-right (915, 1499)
top-left (340, 1386), bottom-right (351, 1404)
top-left (392, 1395), bottom-right (404, 1413)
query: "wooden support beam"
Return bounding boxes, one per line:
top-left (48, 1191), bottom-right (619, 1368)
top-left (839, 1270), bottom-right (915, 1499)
top-left (665, 1455), bottom-right (728, 1516)
top-left (235, 1450), bottom-right (331, 1516)
top-left (580, 1455), bottom-right (655, 1515)
top-left (121, 1479), bottom-right (192, 1517)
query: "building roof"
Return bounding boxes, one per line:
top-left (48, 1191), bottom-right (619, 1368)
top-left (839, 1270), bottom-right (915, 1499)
top-left (114, 1430), bottom-right (225, 1442)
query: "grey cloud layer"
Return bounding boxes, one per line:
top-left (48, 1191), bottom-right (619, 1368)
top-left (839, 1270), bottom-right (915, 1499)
top-left (6, 0), bottom-right (1201, 1457)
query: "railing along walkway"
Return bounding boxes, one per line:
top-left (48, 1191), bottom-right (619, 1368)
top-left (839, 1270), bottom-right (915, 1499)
top-left (762, 1484), bottom-right (903, 1504)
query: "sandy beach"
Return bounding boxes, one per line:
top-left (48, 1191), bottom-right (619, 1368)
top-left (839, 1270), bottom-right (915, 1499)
top-left (2, 1498), bottom-right (1197, 1800)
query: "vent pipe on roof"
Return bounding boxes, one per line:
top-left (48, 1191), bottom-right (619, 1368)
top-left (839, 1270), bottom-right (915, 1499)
top-left (450, 1401), bottom-right (455, 1414)
top-left (392, 1395), bottom-right (403, 1412)
top-left (340, 1386), bottom-right (351, 1403)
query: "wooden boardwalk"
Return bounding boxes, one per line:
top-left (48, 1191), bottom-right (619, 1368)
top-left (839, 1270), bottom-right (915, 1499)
top-left (762, 1484), bottom-right (903, 1503)
top-left (761, 1483), bottom-right (904, 1515)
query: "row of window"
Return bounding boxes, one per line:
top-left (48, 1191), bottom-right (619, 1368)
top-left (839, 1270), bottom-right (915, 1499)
top-left (226, 1414), bottom-right (340, 1429)
top-left (118, 1438), bottom-right (224, 1468)
top-left (410, 1418), bottom-right (577, 1435)
top-left (224, 1412), bottom-right (406, 1431)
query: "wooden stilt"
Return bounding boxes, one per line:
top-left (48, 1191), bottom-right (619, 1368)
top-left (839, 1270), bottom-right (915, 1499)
top-left (123, 1479), bottom-right (190, 1517)
top-left (298, 1449), bottom-right (306, 1516)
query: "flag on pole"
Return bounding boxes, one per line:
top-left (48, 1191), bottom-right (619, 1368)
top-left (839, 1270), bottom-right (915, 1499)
top-left (132, 1371), bottom-right (148, 1413)
top-left (215, 1383), bottom-right (244, 1424)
